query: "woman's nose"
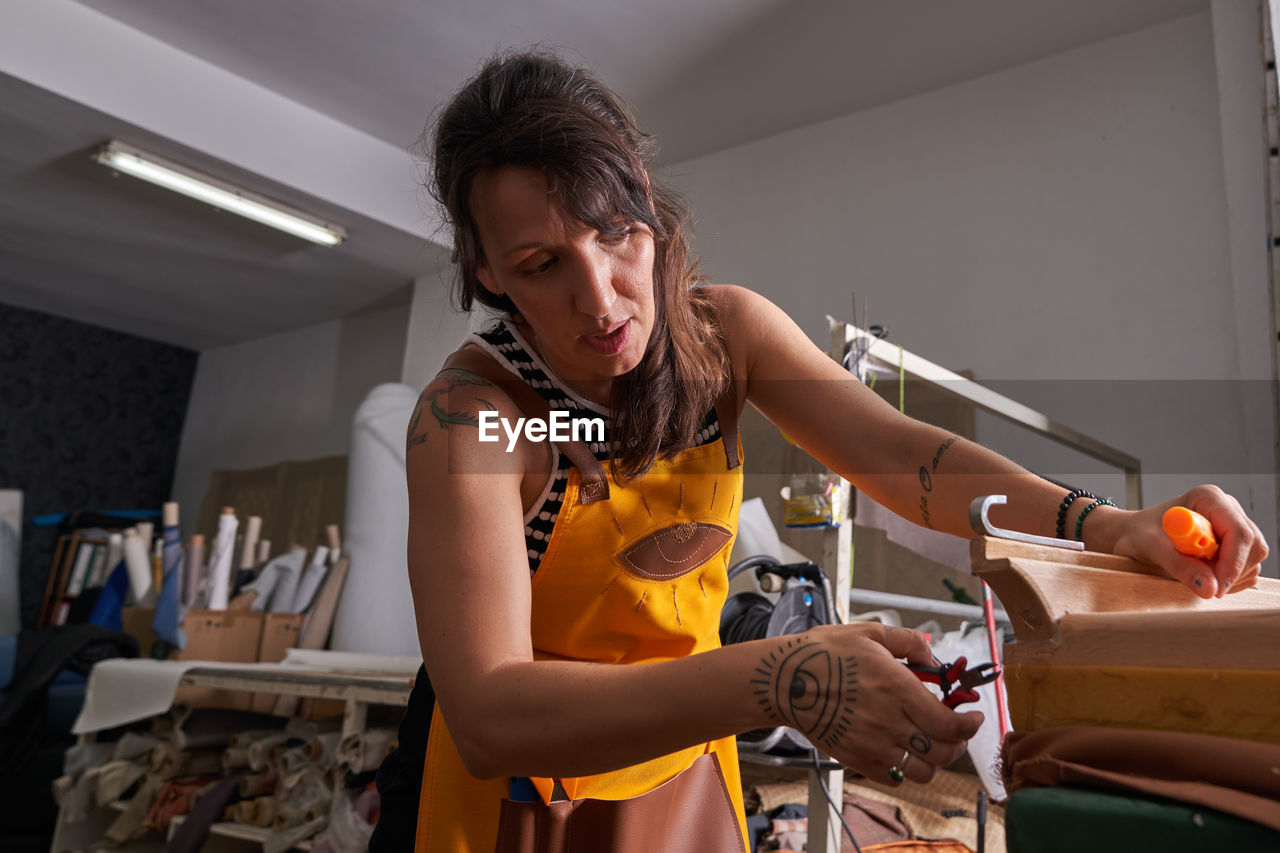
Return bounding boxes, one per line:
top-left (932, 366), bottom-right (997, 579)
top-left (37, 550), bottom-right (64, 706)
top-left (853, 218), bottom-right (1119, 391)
top-left (572, 251), bottom-right (617, 318)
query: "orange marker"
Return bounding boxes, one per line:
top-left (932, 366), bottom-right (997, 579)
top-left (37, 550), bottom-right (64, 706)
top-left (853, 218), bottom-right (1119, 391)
top-left (1162, 506), bottom-right (1219, 560)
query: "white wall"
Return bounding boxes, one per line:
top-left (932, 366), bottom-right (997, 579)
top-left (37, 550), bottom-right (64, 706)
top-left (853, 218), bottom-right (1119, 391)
top-left (666, 11), bottom-right (1277, 573)
top-left (170, 302), bottom-right (410, 535)
top-left (400, 273), bottom-right (490, 392)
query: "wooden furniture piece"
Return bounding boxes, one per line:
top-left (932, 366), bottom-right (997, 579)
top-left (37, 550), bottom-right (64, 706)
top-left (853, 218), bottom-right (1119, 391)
top-left (971, 536), bottom-right (1280, 744)
top-left (39, 531), bottom-right (112, 627)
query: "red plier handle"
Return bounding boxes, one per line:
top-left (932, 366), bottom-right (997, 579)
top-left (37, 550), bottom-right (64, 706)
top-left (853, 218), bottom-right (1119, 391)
top-left (906, 656), bottom-right (998, 709)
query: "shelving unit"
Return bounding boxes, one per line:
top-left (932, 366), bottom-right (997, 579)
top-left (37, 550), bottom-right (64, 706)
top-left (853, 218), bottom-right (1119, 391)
top-left (39, 531), bottom-right (111, 627)
top-left (51, 664), bottom-right (414, 853)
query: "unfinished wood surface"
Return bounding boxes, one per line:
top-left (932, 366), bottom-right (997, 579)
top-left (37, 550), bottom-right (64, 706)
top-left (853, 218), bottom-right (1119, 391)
top-left (1004, 608), bottom-right (1280, 670)
top-left (971, 541), bottom-right (1280, 643)
top-left (970, 535), bottom-right (1280, 744)
top-left (971, 537), bottom-right (1167, 576)
top-left (1004, 663), bottom-right (1280, 746)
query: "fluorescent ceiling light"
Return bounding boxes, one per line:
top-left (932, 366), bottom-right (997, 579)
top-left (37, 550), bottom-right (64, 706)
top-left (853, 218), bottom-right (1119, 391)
top-left (94, 141), bottom-right (346, 247)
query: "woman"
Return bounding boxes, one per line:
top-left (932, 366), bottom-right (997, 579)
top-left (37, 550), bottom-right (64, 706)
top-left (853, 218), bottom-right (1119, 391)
top-left (373, 49), bottom-right (1269, 851)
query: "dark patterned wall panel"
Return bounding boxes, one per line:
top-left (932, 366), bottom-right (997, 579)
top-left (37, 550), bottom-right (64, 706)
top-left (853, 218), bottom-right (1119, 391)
top-left (0, 303), bottom-right (197, 628)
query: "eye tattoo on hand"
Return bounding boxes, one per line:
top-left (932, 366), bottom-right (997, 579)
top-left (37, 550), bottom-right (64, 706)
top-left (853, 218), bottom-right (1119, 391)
top-left (751, 634), bottom-right (859, 751)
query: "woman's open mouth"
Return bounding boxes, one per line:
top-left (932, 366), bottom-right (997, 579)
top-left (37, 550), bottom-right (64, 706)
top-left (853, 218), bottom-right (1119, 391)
top-left (583, 318), bottom-right (631, 355)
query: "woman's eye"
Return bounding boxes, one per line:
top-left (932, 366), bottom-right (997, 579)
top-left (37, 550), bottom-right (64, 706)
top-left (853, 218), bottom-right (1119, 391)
top-left (522, 257), bottom-right (556, 276)
top-left (600, 227), bottom-right (636, 245)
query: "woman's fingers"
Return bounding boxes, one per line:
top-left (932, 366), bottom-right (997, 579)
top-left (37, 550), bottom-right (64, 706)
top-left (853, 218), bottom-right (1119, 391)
top-left (1225, 517), bottom-right (1269, 595)
top-left (1178, 485), bottom-right (1265, 598)
top-left (867, 624), bottom-right (936, 667)
top-left (796, 625), bottom-right (985, 784)
top-left (882, 744), bottom-right (934, 785)
top-left (1161, 550), bottom-right (1219, 599)
top-left (1123, 487), bottom-right (1269, 599)
top-left (843, 724), bottom-right (972, 786)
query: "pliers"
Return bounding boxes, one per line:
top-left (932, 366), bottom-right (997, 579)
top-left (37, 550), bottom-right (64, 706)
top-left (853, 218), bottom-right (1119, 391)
top-left (906, 656), bottom-right (999, 709)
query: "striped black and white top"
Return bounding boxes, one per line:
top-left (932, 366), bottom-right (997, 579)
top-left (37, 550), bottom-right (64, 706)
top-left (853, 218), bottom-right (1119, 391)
top-left (465, 319), bottom-right (723, 574)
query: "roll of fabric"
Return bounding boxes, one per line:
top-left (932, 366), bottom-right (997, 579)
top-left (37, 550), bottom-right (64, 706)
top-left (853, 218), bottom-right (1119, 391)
top-left (95, 759), bottom-right (147, 807)
top-left (267, 545), bottom-right (309, 614)
top-left (59, 767), bottom-right (98, 823)
top-left (153, 507), bottom-right (186, 647)
top-left (150, 744), bottom-right (223, 780)
top-left (248, 732), bottom-right (295, 773)
top-left (206, 509), bottom-right (239, 610)
top-left (96, 531), bottom-right (124, 589)
top-left (274, 765), bottom-right (330, 831)
top-left (336, 728), bottom-right (397, 774)
top-left (277, 744), bottom-right (315, 776)
top-left (305, 731), bottom-right (342, 767)
top-left (231, 800), bottom-right (256, 824)
top-left (330, 383), bottom-right (421, 655)
top-left (252, 796), bottom-right (279, 828)
top-left (183, 535), bottom-right (206, 608)
top-left (241, 547), bottom-right (307, 612)
top-left (238, 769), bottom-right (278, 799)
top-left (239, 516), bottom-right (263, 571)
top-left (106, 773), bottom-right (162, 842)
top-left (222, 747), bottom-right (251, 772)
top-left (111, 732), bottom-right (159, 763)
top-left (123, 527), bottom-right (154, 605)
top-left (290, 546), bottom-right (330, 614)
top-left (149, 742), bottom-right (181, 778)
top-left (144, 777), bottom-right (217, 834)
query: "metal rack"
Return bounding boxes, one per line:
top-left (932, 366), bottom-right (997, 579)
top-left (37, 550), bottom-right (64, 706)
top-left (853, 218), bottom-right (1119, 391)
top-left (786, 321), bottom-right (1142, 853)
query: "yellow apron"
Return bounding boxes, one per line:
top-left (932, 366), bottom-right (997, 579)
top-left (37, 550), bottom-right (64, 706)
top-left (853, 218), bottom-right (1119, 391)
top-left (416, 347), bottom-right (749, 851)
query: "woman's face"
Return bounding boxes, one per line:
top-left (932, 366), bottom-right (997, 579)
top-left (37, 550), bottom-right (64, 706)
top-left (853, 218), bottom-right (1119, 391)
top-left (471, 166), bottom-right (656, 404)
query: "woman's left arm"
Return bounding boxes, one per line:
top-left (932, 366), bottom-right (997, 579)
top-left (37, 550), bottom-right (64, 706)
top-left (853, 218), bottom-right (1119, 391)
top-left (710, 285), bottom-right (1269, 599)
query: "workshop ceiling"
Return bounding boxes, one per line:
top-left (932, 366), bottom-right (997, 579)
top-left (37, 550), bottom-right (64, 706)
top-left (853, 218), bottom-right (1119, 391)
top-left (1, 0), bottom-right (1205, 350)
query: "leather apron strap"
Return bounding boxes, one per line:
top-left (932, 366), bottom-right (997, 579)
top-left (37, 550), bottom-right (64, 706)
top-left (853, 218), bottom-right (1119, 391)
top-left (714, 377), bottom-right (744, 471)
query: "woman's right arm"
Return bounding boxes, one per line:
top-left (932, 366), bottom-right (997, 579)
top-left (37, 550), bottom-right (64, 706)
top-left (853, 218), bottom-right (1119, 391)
top-left (406, 369), bottom-right (980, 783)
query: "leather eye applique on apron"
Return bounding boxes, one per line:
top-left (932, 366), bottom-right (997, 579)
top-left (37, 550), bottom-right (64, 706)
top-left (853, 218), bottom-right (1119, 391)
top-left (617, 521), bottom-right (733, 580)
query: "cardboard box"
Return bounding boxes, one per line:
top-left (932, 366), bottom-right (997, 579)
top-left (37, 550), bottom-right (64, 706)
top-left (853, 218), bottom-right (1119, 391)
top-left (257, 612), bottom-right (304, 663)
top-left (175, 608), bottom-right (265, 709)
top-left (250, 612), bottom-right (305, 713)
top-left (120, 607), bottom-right (161, 659)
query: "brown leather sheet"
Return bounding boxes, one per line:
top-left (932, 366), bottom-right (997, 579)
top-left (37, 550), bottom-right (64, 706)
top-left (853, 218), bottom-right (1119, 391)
top-left (1002, 725), bottom-right (1280, 831)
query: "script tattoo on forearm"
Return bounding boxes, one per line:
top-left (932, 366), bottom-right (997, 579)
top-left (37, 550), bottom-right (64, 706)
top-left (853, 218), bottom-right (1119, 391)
top-left (917, 436), bottom-right (958, 529)
top-left (406, 370), bottom-right (496, 449)
top-left (752, 635), bottom-right (858, 752)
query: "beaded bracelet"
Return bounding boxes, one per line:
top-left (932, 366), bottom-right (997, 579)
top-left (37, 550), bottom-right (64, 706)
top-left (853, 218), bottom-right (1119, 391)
top-left (1075, 498), bottom-right (1117, 543)
top-left (1056, 488), bottom-right (1097, 539)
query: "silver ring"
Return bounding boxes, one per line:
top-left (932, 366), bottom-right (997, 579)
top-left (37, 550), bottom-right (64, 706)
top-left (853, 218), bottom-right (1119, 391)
top-left (595, 312), bottom-right (610, 321)
top-left (887, 749), bottom-right (910, 783)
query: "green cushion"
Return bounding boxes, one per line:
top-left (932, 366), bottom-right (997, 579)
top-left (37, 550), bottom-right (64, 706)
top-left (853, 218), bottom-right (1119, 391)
top-left (1006, 786), bottom-right (1280, 853)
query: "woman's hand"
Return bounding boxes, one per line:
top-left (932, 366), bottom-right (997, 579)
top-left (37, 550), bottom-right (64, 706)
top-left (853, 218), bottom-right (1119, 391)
top-left (1103, 485), bottom-right (1269, 599)
top-left (757, 623), bottom-right (983, 785)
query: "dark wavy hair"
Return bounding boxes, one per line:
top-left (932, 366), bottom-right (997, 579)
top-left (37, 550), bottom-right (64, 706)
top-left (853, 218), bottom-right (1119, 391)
top-left (427, 49), bottom-right (730, 483)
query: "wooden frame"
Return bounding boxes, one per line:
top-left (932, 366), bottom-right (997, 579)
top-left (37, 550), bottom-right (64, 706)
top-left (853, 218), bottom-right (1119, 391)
top-left (972, 536), bottom-right (1280, 743)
